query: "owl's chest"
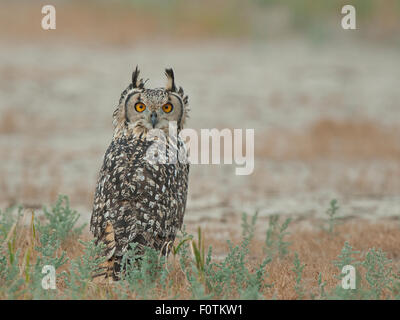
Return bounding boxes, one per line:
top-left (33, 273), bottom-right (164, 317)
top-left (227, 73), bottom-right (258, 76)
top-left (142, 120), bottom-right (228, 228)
top-left (122, 138), bottom-right (188, 205)
top-left (130, 162), bottom-right (187, 207)
top-left (105, 136), bottom-right (188, 198)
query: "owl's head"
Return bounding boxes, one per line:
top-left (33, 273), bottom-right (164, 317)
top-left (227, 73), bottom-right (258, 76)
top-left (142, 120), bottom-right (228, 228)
top-left (113, 67), bottom-right (189, 137)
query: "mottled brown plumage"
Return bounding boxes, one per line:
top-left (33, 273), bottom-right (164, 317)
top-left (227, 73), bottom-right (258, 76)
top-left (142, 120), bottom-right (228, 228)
top-left (90, 67), bottom-right (189, 280)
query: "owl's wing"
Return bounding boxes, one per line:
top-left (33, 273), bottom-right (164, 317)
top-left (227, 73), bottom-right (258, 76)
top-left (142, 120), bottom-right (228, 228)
top-left (177, 162), bottom-right (190, 231)
top-left (90, 140), bottom-right (139, 240)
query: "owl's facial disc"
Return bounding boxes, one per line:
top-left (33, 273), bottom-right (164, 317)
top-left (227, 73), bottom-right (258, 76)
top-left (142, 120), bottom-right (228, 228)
top-left (125, 89), bottom-right (183, 134)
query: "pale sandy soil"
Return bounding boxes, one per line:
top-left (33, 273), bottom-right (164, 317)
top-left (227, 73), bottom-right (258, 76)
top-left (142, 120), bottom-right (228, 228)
top-left (0, 39), bottom-right (399, 230)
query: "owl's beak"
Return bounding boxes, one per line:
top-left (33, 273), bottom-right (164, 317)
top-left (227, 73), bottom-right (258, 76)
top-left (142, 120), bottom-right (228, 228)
top-left (151, 112), bottom-right (158, 128)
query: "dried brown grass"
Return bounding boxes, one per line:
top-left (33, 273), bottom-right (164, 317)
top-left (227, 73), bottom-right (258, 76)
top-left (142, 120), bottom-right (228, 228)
top-left (3, 213), bottom-right (399, 299)
top-left (0, 108), bottom-right (20, 134)
top-left (266, 219), bottom-right (400, 299)
top-left (257, 119), bottom-right (400, 161)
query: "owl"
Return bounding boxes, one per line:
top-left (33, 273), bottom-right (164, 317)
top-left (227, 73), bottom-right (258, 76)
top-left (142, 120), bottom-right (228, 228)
top-left (90, 67), bottom-right (190, 281)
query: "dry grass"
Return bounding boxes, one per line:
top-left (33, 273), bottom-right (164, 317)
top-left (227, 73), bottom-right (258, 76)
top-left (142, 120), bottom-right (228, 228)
top-left (257, 119), bottom-right (400, 161)
top-left (0, 107), bottom-right (57, 137)
top-left (0, 108), bottom-right (20, 134)
top-left (187, 217), bottom-right (400, 299)
top-left (2, 209), bottom-right (400, 299)
top-left (266, 220), bottom-right (400, 299)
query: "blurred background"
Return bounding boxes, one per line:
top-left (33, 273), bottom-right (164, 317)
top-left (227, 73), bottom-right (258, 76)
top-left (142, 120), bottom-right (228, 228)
top-left (0, 0), bottom-right (399, 228)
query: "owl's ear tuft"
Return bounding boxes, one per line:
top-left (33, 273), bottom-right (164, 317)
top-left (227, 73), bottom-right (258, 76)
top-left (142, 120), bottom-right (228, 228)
top-left (132, 65), bottom-right (145, 89)
top-left (165, 68), bottom-right (176, 92)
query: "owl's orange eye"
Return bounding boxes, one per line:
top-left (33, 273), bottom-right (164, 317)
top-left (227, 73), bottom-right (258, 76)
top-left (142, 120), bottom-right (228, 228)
top-left (135, 102), bottom-right (146, 113)
top-left (162, 103), bottom-right (173, 113)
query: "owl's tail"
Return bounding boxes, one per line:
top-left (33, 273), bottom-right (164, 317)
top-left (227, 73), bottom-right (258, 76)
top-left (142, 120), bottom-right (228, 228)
top-left (92, 221), bottom-right (117, 283)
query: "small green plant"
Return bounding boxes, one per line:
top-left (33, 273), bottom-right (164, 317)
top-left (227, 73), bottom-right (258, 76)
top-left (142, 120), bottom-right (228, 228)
top-left (264, 215), bottom-right (292, 258)
top-left (317, 273), bottom-right (327, 299)
top-left (190, 227), bottom-right (206, 277)
top-left (170, 234), bottom-right (193, 258)
top-left (324, 199), bottom-right (341, 235)
top-left (64, 240), bottom-right (105, 299)
top-left (362, 248), bottom-right (393, 299)
top-left (120, 243), bottom-right (169, 299)
top-left (0, 248), bottom-right (26, 299)
top-left (35, 232), bottom-right (68, 269)
top-left (326, 242), bottom-right (398, 300)
top-left (37, 195), bottom-right (86, 242)
top-left (185, 263), bottom-right (213, 300)
top-left (196, 212), bottom-right (272, 299)
top-left (390, 268), bottom-right (400, 299)
top-left (292, 252), bottom-right (305, 299)
top-left (23, 231), bottom-right (69, 300)
top-left (327, 241), bottom-right (364, 299)
top-left (333, 241), bottom-right (361, 271)
top-left (241, 211), bottom-right (258, 246)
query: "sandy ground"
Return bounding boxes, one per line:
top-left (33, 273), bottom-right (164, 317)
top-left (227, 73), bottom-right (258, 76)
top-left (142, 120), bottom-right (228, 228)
top-left (0, 39), bottom-right (399, 230)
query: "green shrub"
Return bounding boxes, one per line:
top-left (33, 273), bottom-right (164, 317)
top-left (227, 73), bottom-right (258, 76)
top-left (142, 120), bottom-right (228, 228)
top-left (292, 253), bottom-right (305, 299)
top-left (323, 199), bottom-right (342, 235)
top-left (64, 240), bottom-right (105, 299)
top-left (264, 215), bottom-right (291, 258)
top-left (37, 195), bottom-right (86, 242)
